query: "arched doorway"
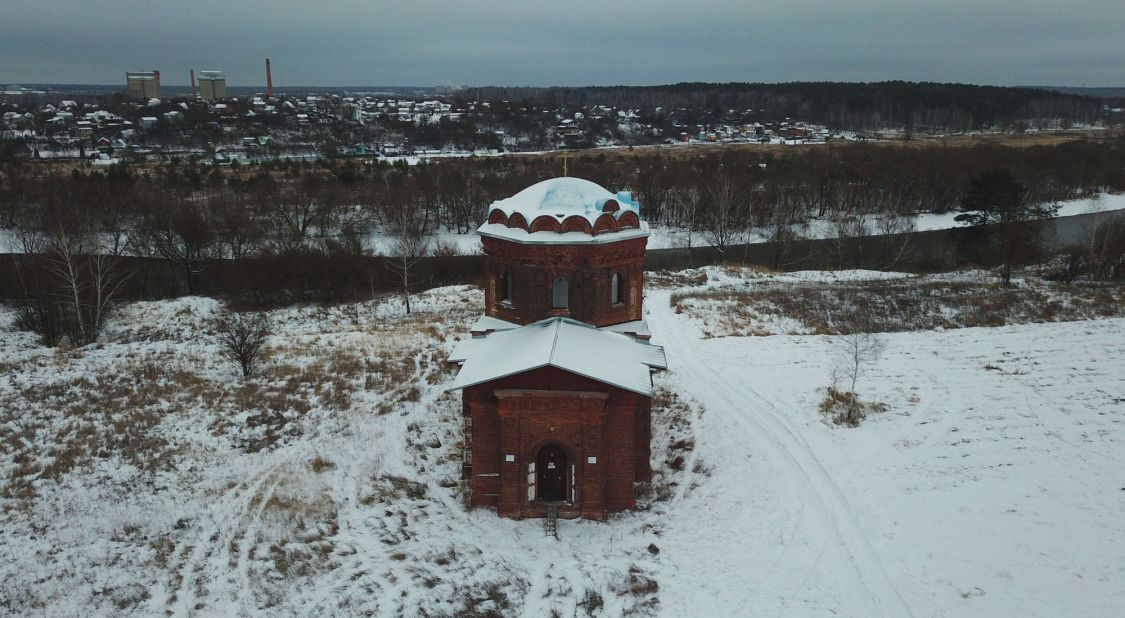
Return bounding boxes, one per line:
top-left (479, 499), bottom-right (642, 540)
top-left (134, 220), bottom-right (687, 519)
top-left (535, 444), bottom-right (569, 502)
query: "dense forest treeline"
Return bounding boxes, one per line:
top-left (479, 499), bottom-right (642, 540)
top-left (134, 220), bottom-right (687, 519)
top-left (457, 81), bottom-right (1103, 131)
top-left (4, 135), bottom-right (1124, 243)
top-left (3, 135), bottom-right (1125, 345)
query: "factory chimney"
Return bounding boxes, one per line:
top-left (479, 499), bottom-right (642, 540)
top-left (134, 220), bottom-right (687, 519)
top-left (190, 69), bottom-right (196, 98)
top-left (265, 58), bottom-right (273, 98)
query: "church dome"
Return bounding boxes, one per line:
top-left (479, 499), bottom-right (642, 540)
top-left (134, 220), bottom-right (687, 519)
top-left (480, 177), bottom-right (646, 244)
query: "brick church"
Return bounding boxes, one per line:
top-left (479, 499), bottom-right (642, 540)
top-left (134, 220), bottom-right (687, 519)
top-left (449, 177), bottom-right (667, 521)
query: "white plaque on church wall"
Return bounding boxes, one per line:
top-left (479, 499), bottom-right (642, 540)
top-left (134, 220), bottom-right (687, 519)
top-left (505, 454), bottom-right (515, 462)
top-left (587, 456), bottom-right (597, 464)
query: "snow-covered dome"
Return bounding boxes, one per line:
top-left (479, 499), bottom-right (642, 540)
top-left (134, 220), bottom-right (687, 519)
top-left (490, 177), bottom-right (639, 223)
top-left (479, 177), bottom-right (646, 244)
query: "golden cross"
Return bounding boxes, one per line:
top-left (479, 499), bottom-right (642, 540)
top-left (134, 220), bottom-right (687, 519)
top-left (561, 151), bottom-right (570, 177)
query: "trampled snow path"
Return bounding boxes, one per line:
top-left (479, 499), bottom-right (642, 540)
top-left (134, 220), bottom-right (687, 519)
top-left (167, 452), bottom-right (300, 615)
top-left (646, 290), bottom-right (914, 617)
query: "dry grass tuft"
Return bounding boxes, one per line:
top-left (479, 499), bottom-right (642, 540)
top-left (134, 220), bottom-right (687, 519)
top-left (648, 269), bottom-right (709, 290)
top-left (819, 387), bottom-right (888, 427)
top-left (309, 456), bottom-right (336, 473)
top-left (647, 384), bottom-right (704, 504)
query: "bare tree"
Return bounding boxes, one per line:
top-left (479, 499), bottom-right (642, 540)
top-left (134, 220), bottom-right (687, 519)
top-left (832, 329), bottom-right (887, 395)
top-left (82, 251), bottom-right (132, 341)
top-left (763, 185), bottom-right (813, 269)
top-left (134, 196), bottom-right (216, 295)
top-left (670, 184), bottom-right (703, 253)
top-left (16, 203), bottom-right (132, 346)
top-left (955, 168), bottom-right (1057, 285)
top-left (383, 198), bottom-right (431, 314)
top-left (12, 222), bottom-right (48, 255)
top-left (828, 212), bottom-right (871, 269)
top-left (10, 241), bottom-right (62, 346)
top-left (211, 193), bottom-right (263, 261)
top-left (702, 171), bottom-right (747, 253)
top-left (217, 311), bottom-right (272, 378)
top-left (634, 160), bottom-right (672, 224)
top-left (45, 225), bottom-right (96, 344)
top-left (874, 213), bottom-right (915, 269)
top-left (436, 168), bottom-right (482, 234)
top-left (265, 173), bottom-right (338, 248)
top-left (1086, 216), bottom-right (1125, 280)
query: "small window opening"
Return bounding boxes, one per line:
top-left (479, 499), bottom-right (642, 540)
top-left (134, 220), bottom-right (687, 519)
top-left (499, 270), bottom-right (511, 304)
top-left (552, 276), bottom-right (569, 309)
top-left (611, 272), bottom-right (625, 305)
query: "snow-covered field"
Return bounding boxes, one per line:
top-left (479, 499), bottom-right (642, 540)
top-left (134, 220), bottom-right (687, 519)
top-left (1, 268), bottom-right (1123, 616)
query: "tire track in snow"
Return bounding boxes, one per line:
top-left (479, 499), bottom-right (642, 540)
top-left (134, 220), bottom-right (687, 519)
top-left (167, 419), bottom-right (347, 615)
top-left (168, 467), bottom-right (272, 615)
top-left (234, 470), bottom-right (285, 613)
top-left (647, 290), bottom-right (914, 618)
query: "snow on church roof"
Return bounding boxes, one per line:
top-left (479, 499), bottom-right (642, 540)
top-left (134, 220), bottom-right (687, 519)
top-left (448, 317), bottom-right (666, 396)
top-left (480, 177), bottom-right (648, 245)
top-left (476, 222), bottom-right (649, 245)
top-left (468, 314), bottom-right (652, 339)
top-left (489, 177), bottom-right (639, 224)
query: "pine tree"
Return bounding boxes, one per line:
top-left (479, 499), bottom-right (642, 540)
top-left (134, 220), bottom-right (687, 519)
top-left (955, 168), bottom-right (1057, 284)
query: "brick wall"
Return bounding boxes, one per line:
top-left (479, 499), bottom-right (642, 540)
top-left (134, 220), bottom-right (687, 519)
top-left (463, 366), bottom-right (652, 520)
top-left (482, 236), bottom-right (646, 327)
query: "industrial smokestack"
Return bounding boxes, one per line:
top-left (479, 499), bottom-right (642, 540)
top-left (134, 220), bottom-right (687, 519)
top-left (190, 69), bottom-right (196, 98)
top-left (265, 58), bottom-right (273, 98)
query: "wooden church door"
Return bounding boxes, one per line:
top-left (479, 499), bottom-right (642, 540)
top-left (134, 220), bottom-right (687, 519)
top-left (535, 444), bottom-right (568, 502)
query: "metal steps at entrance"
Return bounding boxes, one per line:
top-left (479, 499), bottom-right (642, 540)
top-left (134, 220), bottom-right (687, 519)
top-left (544, 502), bottom-right (560, 539)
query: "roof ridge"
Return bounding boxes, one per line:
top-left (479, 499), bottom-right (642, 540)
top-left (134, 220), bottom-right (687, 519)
top-left (548, 317), bottom-right (563, 362)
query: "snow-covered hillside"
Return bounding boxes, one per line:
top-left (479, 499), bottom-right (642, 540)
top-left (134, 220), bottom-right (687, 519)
top-left (1, 269), bottom-right (1123, 616)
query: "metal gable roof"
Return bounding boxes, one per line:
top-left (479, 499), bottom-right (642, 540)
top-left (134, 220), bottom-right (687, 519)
top-left (448, 317), bottom-right (666, 396)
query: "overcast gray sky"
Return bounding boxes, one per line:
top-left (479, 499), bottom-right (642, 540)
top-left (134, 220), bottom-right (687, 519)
top-left (2, 0), bottom-right (1122, 87)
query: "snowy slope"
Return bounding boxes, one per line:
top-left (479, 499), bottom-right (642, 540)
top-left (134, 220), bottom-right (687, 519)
top-left (1, 272), bottom-right (1123, 616)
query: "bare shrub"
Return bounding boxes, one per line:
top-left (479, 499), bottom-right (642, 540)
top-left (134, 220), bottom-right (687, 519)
top-left (460, 582), bottom-right (514, 616)
top-left (217, 311), bottom-right (272, 378)
top-left (309, 456), bottom-right (336, 473)
top-left (623, 565), bottom-right (660, 610)
top-left (578, 590), bottom-right (605, 614)
top-left (363, 474), bottom-right (428, 503)
top-left (429, 238), bottom-right (461, 257)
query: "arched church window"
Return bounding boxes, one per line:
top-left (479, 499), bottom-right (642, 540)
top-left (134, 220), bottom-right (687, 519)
top-left (552, 276), bottom-right (569, 309)
top-left (611, 272), bottom-right (625, 305)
